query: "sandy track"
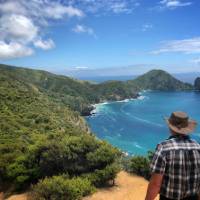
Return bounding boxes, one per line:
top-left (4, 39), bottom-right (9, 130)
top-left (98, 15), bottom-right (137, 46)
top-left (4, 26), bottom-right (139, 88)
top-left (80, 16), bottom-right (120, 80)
top-left (83, 171), bottom-right (159, 200)
top-left (5, 194), bottom-right (27, 200)
top-left (2, 171), bottom-right (159, 200)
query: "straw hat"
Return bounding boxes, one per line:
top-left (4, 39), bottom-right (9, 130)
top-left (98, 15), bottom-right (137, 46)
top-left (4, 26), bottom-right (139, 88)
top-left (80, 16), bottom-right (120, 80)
top-left (165, 111), bottom-right (197, 135)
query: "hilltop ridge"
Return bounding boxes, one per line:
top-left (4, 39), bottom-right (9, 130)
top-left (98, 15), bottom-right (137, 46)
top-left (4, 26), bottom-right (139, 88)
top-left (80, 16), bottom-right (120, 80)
top-left (0, 64), bottom-right (138, 115)
top-left (0, 65), bottom-right (193, 116)
top-left (127, 69), bottom-right (193, 91)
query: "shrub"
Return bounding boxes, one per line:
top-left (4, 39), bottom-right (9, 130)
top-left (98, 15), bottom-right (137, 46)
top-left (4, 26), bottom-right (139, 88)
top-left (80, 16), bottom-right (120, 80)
top-left (5, 134), bottom-right (121, 191)
top-left (29, 176), bottom-right (95, 200)
top-left (128, 156), bottom-right (151, 180)
top-left (122, 151), bottom-right (154, 180)
top-left (84, 163), bottom-right (120, 187)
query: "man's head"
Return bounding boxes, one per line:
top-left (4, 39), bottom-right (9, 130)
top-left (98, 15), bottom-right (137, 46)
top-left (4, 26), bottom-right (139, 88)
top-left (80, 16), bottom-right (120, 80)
top-left (165, 111), bottom-right (197, 135)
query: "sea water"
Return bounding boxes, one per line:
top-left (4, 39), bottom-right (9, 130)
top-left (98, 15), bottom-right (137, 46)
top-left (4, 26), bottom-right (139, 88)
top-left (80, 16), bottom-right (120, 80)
top-left (86, 91), bottom-right (200, 155)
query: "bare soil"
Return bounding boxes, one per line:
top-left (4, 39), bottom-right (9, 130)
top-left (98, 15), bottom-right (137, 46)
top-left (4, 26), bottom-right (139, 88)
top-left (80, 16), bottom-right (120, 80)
top-left (2, 171), bottom-right (159, 200)
top-left (83, 171), bottom-right (159, 200)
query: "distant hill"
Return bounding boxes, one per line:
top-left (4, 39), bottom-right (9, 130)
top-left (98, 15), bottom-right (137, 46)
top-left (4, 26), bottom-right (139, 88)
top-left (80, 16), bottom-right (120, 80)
top-left (127, 69), bottom-right (193, 91)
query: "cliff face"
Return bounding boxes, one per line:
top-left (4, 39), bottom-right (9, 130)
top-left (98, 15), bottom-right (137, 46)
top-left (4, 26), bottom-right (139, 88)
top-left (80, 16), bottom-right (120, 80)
top-left (194, 77), bottom-right (200, 90)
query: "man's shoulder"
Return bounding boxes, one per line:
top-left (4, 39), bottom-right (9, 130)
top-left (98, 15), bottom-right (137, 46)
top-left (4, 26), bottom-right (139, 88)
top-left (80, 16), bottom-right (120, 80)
top-left (189, 138), bottom-right (200, 148)
top-left (158, 137), bottom-right (200, 151)
top-left (157, 137), bottom-right (177, 147)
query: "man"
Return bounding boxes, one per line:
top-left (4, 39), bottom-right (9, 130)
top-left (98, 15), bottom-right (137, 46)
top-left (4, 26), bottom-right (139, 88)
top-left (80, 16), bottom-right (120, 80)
top-left (145, 111), bottom-right (200, 200)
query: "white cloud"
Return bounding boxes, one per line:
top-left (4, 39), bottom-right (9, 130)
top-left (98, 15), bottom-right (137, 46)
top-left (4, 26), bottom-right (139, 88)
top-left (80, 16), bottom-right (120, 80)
top-left (191, 57), bottom-right (200, 65)
top-left (68, 0), bottom-right (140, 14)
top-left (0, 1), bottom-right (26, 14)
top-left (0, 14), bottom-right (38, 43)
top-left (152, 37), bottom-right (200, 54)
top-left (0, 0), bottom-right (84, 19)
top-left (0, 41), bottom-right (33, 60)
top-left (34, 39), bottom-right (55, 50)
top-left (159, 0), bottom-right (192, 9)
top-left (0, 0), bottom-right (84, 60)
top-left (72, 24), bottom-right (95, 36)
top-left (75, 66), bottom-right (89, 70)
top-left (43, 4), bottom-right (84, 19)
top-left (110, 2), bottom-right (130, 13)
top-left (142, 24), bottom-right (153, 32)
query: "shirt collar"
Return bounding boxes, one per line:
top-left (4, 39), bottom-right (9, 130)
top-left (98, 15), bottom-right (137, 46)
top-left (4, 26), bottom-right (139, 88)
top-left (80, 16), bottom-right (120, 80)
top-left (168, 134), bottom-right (190, 140)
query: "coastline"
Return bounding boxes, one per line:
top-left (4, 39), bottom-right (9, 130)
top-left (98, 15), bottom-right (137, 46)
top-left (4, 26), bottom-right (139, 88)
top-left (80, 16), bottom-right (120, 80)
top-left (88, 92), bottom-right (149, 116)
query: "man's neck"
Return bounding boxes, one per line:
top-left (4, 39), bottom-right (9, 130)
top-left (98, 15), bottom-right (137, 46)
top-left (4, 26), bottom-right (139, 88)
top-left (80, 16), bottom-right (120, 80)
top-left (169, 134), bottom-right (190, 139)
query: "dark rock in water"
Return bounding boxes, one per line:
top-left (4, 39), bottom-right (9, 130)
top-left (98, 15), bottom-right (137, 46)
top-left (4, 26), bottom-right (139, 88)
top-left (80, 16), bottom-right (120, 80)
top-left (194, 77), bottom-right (200, 90)
top-left (81, 105), bottom-right (95, 116)
top-left (133, 93), bottom-right (140, 98)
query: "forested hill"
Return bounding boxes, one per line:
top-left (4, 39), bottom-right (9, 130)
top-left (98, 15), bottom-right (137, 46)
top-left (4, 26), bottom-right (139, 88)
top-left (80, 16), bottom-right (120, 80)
top-left (0, 64), bottom-right (121, 198)
top-left (0, 65), bottom-right (193, 115)
top-left (127, 69), bottom-right (193, 91)
top-left (0, 64), bottom-right (138, 115)
top-left (0, 65), bottom-right (89, 138)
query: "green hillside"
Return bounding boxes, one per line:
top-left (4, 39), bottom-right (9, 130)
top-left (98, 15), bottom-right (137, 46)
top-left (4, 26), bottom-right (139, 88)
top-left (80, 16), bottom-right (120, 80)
top-left (0, 64), bottom-right (138, 115)
top-left (127, 69), bottom-right (193, 91)
top-left (0, 68), bottom-right (89, 138)
top-left (0, 64), bottom-right (121, 198)
top-left (0, 64), bottom-right (194, 198)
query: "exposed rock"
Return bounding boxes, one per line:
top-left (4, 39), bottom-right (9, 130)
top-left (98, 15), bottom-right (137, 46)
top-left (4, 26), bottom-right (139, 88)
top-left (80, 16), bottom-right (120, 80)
top-left (194, 77), bottom-right (200, 90)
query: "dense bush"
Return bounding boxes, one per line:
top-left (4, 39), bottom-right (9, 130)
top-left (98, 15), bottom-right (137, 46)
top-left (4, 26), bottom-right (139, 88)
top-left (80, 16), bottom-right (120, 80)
top-left (29, 176), bottom-right (95, 200)
top-left (0, 64), bottom-right (122, 194)
top-left (123, 151), bottom-right (154, 180)
top-left (2, 133), bottom-right (120, 191)
top-left (84, 163), bottom-right (120, 187)
top-left (129, 156), bottom-right (150, 180)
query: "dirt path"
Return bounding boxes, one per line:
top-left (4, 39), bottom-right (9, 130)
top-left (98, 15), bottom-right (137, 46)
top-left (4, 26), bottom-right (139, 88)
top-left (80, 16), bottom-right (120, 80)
top-left (6, 194), bottom-right (27, 200)
top-left (2, 171), bottom-right (159, 200)
top-left (0, 193), bottom-right (27, 200)
top-left (83, 171), bottom-right (159, 200)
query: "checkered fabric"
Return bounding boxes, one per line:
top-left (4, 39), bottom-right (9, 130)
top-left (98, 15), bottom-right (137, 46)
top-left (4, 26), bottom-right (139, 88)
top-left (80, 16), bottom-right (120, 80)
top-left (150, 135), bottom-right (200, 200)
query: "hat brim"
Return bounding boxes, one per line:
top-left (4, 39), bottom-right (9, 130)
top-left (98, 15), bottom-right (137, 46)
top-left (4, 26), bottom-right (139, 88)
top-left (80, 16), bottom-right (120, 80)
top-left (165, 118), bottom-right (197, 135)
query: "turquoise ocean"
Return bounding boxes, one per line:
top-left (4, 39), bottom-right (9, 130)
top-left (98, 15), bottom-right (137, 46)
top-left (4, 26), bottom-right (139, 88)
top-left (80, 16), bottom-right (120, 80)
top-left (86, 91), bottom-right (200, 155)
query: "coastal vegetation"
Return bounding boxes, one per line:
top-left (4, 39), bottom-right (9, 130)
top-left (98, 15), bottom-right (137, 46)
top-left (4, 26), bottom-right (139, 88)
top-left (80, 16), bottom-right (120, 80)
top-left (0, 65), bottom-right (192, 116)
top-left (0, 64), bottom-right (120, 198)
top-left (0, 64), bottom-right (138, 116)
top-left (0, 64), bottom-right (195, 198)
top-left (122, 151), bottom-right (154, 181)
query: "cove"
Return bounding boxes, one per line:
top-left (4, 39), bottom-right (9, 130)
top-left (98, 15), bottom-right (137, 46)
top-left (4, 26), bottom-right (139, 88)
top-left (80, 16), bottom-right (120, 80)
top-left (86, 91), bottom-right (200, 155)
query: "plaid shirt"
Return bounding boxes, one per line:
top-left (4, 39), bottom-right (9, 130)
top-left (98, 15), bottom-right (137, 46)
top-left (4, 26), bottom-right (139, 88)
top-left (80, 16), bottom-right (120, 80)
top-left (150, 135), bottom-right (200, 200)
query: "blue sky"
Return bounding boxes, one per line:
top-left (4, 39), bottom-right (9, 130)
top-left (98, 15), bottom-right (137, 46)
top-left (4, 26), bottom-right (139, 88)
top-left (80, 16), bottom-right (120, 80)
top-left (0, 0), bottom-right (200, 75)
